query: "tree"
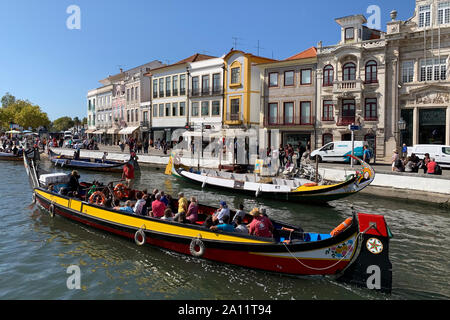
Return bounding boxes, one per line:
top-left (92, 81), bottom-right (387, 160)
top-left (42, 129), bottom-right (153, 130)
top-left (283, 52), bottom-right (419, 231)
top-left (14, 104), bottom-right (51, 130)
top-left (1, 92), bottom-right (16, 108)
top-left (52, 116), bottom-right (75, 132)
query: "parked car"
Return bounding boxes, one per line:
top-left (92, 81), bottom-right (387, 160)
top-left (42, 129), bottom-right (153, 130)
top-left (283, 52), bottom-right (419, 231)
top-left (310, 141), bottom-right (369, 163)
top-left (407, 144), bottom-right (450, 168)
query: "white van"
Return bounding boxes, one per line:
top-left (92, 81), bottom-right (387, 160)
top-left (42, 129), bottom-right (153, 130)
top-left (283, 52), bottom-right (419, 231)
top-left (311, 141), bottom-right (369, 163)
top-left (408, 145), bottom-right (450, 168)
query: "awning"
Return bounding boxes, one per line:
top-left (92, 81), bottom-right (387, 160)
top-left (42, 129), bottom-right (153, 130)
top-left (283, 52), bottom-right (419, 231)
top-left (85, 129), bottom-right (96, 134)
top-left (118, 126), bottom-right (139, 135)
top-left (93, 129), bottom-right (106, 134)
top-left (107, 128), bottom-right (119, 134)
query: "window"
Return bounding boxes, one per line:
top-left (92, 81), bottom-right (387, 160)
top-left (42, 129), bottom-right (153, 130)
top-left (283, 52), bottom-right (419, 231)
top-left (180, 75), bottom-right (186, 95)
top-left (269, 72), bottom-right (278, 87)
top-left (323, 65), bottom-right (334, 86)
top-left (283, 102), bottom-right (294, 124)
top-left (135, 87), bottom-right (139, 101)
top-left (365, 60), bottom-right (378, 83)
top-left (166, 77), bottom-right (171, 97)
top-left (153, 79), bottom-right (158, 98)
top-left (268, 103), bottom-right (278, 124)
top-left (127, 110), bottom-right (130, 122)
top-left (365, 98), bottom-right (377, 120)
top-left (420, 58), bottom-right (447, 81)
top-left (179, 102), bottom-right (186, 116)
top-left (165, 103), bottom-right (171, 117)
top-left (135, 109), bottom-right (139, 122)
top-left (322, 101), bottom-right (334, 121)
top-left (419, 5), bottom-right (431, 28)
top-left (153, 104), bottom-right (158, 117)
top-left (127, 89), bottom-right (130, 101)
top-left (131, 88), bottom-right (134, 101)
top-left (402, 61), bottom-right (414, 83)
top-left (213, 73), bottom-right (221, 93)
top-left (212, 101), bottom-right (220, 116)
top-left (438, 2), bottom-right (450, 25)
top-left (230, 99), bottom-right (240, 120)
top-left (342, 99), bottom-right (356, 121)
top-left (284, 71), bottom-right (294, 86)
top-left (159, 104), bottom-right (164, 117)
top-left (343, 62), bottom-right (356, 81)
top-left (173, 76), bottom-right (178, 96)
top-left (202, 75), bottom-right (210, 94)
top-left (322, 134), bottom-right (333, 146)
top-left (300, 69), bottom-right (312, 85)
top-left (231, 67), bottom-right (240, 84)
top-left (300, 102), bottom-right (311, 124)
top-left (201, 101), bottom-right (209, 116)
top-left (192, 102), bottom-right (199, 117)
top-left (345, 27), bottom-right (355, 40)
top-left (192, 76), bottom-right (199, 96)
top-left (159, 78), bottom-right (164, 97)
top-left (172, 102), bottom-right (178, 117)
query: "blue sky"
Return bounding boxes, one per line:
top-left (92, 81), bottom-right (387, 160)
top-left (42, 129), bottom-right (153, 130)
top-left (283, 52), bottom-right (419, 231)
top-left (0, 0), bottom-right (414, 121)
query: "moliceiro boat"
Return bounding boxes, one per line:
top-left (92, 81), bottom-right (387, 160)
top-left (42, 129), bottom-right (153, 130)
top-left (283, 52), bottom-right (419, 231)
top-left (23, 149), bottom-right (392, 293)
top-left (0, 151), bottom-right (23, 161)
top-left (48, 149), bottom-right (136, 173)
top-left (166, 154), bottom-right (375, 203)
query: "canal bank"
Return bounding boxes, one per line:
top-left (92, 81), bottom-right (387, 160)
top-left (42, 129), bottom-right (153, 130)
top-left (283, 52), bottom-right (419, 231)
top-left (46, 148), bottom-right (450, 207)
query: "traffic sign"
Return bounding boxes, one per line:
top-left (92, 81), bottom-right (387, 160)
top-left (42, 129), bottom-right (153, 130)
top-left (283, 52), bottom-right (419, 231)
top-left (349, 125), bottom-right (361, 131)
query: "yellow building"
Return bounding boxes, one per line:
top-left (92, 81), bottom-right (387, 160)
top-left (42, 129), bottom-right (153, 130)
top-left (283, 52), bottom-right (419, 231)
top-left (223, 50), bottom-right (276, 128)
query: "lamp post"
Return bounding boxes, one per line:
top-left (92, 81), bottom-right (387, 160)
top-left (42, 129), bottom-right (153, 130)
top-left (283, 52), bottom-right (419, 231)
top-left (398, 117), bottom-right (406, 147)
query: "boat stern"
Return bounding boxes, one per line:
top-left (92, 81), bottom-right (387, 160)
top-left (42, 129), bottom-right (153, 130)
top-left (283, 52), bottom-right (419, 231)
top-left (337, 212), bottom-right (393, 294)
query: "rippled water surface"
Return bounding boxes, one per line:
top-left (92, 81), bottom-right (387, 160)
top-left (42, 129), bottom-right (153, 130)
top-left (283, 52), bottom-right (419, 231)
top-left (0, 161), bottom-right (449, 300)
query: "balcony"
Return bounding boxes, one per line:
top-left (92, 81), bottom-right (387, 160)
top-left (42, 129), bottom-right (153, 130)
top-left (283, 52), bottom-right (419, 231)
top-left (140, 121), bottom-right (150, 129)
top-left (225, 113), bottom-right (243, 125)
top-left (333, 80), bottom-right (363, 94)
top-left (336, 116), bottom-right (356, 126)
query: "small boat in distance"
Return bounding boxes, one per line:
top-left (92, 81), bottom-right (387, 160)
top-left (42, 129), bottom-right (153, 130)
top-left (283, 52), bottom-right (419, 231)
top-left (0, 151), bottom-right (23, 161)
top-left (166, 154), bottom-right (375, 204)
top-left (23, 148), bottom-right (393, 293)
top-left (48, 149), bottom-right (137, 173)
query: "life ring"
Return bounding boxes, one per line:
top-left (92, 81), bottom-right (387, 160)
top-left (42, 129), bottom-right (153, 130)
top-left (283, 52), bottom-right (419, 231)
top-left (89, 191), bottom-right (106, 206)
top-left (330, 217), bottom-right (353, 237)
top-left (189, 238), bottom-right (205, 257)
top-left (114, 184), bottom-right (129, 200)
top-left (134, 229), bottom-right (146, 246)
top-left (49, 203), bottom-right (55, 218)
top-left (303, 183), bottom-right (318, 187)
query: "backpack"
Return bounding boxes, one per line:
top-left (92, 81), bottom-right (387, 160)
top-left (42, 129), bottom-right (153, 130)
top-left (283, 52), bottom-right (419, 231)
top-left (435, 164), bottom-right (442, 175)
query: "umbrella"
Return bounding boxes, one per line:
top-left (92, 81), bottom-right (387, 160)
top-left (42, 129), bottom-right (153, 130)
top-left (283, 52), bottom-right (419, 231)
top-left (6, 130), bottom-right (22, 134)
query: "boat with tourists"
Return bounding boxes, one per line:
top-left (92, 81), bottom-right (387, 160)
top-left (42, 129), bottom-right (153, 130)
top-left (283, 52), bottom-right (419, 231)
top-left (48, 148), bottom-right (138, 173)
top-left (165, 153), bottom-right (375, 203)
top-left (23, 147), bottom-right (392, 293)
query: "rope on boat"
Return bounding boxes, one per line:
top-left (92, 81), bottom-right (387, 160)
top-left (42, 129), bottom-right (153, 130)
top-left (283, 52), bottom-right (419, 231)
top-left (281, 223), bottom-right (376, 271)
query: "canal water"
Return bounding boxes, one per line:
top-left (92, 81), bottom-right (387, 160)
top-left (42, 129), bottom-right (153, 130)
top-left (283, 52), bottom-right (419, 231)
top-left (0, 160), bottom-right (449, 300)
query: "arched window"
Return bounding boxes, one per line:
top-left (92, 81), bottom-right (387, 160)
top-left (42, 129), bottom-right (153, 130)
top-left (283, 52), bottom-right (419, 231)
top-left (365, 60), bottom-right (378, 83)
top-left (322, 133), bottom-right (333, 146)
top-left (343, 62), bottom-right (356, 81)
top-left (323, 65), bottom-right (334, 87)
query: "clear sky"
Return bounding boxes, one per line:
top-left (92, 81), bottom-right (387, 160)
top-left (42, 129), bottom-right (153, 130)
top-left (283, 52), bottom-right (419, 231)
top-left (0, 0), bottom-right (415, 121)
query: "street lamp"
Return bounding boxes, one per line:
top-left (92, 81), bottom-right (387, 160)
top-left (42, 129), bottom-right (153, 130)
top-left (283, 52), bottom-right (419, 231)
top-left (398, 118), bottom-right (406, 131)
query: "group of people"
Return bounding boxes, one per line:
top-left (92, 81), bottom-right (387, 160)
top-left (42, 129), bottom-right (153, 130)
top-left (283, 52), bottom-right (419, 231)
top-left (118, 137), bottom-right (169, 155)
top-left (0, 135), bottom-right (23, 155)
top-left (392, 148), bottom-right (442, 175)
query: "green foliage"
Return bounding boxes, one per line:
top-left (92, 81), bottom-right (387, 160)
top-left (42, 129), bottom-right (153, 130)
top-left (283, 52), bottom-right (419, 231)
top-left (0, 99), bottom-right (50, 130)
top-left (1, 92), bottom-right (16, 108)
top-left (52, 116), bottom-right (75, 132)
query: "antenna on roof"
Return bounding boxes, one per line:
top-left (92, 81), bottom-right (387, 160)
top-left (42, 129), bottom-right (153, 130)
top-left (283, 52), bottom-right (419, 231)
top-left (232, 36), bottom-right (243, 50)
top-left (254, 40), bottom-right (265, 56)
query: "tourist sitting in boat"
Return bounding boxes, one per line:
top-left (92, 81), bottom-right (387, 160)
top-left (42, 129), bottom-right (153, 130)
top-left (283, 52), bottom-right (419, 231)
top-left (102, 152), bottom-right (108, 163)
top-left (174, 211), bottom-right (189, 224)
top-left (151, 193), bottom-right (166, 218)
top-left (115, 200), bottom-right (134, 213)
top-left (122, 162), bottom-right (135, 189)
top-left (186, 196), bottom-right (198, 224)
top-left (231, 204), bottom-right (246, 227)
top-left (234, 216), bottom-right (248, 234)
top-left (248, 208), bottom-right (274, 238)
top-left (177, 192), bottom-right (188, 214)
top-left (202, 215), bottom-right (214, 229)
top-left (161, 208), bottom-right (174, 221)
top-left (160, 191), bottom-right (169, 206)
top-left (210, 215), bottom-right (235, 232)
top-left (212, 201), bottom-right (230, 225)
top-left (133, 191), bottom-right (147, 216)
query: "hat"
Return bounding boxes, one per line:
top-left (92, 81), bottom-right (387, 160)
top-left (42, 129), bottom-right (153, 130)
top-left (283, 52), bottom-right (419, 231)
top-left (250, 208), bottom-right (261, 216)
top-left (219, 201), bottom-right (227, 206)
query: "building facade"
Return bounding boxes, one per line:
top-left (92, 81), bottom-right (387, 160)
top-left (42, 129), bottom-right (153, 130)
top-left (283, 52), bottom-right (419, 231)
top-left (316, 14), bottom-right (387, 159)
top-left (386, 0), bottom-right (450, 150)
top-left (260, 47), bottom-right (318, 151)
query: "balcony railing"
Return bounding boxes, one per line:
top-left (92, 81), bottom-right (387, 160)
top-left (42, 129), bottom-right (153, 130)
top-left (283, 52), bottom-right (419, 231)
top-left (333, 80), bottom-right (363, 93)
top-left (189, 87), bottom-right (224, 97)
top-left (336, 116), bottom-right (356, 126)
top-left (140, 121), bottom-right (150, 128)
top-left (226, 113), bottom-right (243, 122)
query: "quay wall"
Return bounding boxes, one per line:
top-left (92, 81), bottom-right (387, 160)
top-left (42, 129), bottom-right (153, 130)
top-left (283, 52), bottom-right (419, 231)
top-left (47, 148), bottom-right (450, 206)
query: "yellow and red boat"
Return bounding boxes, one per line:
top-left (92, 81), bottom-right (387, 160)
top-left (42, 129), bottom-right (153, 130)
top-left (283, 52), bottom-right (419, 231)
top-left (23, 148), bottom-right (393, 293)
